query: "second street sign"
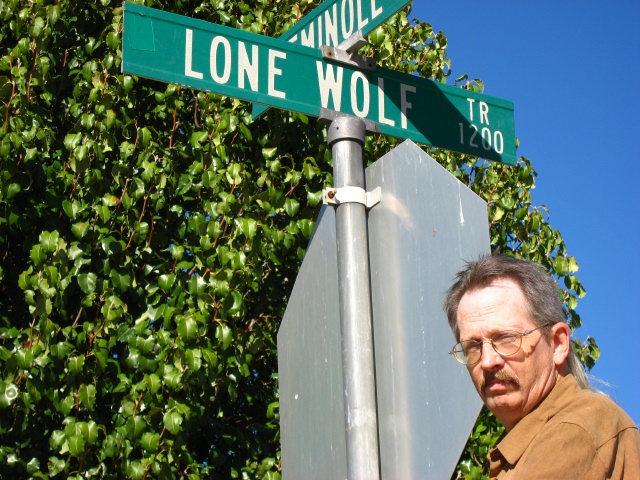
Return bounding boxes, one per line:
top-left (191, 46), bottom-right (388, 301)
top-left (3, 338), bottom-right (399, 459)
top-left (279, 0), bottom-right (411, 49)
top-left (123, 3), bottom-right (516, 165)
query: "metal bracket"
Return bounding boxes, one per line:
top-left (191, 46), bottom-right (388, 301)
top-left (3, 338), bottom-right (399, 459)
top-left (338, 30), bottom-right (370, 54)
top-left (318, 109), bottom-right (380, 136)
top-left (321, 30), bottom-right (376, 72)
top-left (322, 186), bottom-right (381, 209)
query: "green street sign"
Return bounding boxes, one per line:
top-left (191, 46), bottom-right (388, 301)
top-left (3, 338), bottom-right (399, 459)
top-left (123, 3), bottom-right (516, 164)
top-left (277, 0), bottom-right (411, 49)
top-left (252, 0), bottom-right (411, 118)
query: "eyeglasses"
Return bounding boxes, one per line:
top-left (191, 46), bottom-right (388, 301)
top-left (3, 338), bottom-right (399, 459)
top-left (449, 325), bottom-right (550, 365)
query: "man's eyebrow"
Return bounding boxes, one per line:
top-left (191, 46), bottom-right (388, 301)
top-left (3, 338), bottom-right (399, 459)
top-left (459, 335), bottom-right (482, 342)
top-left (460, 328), bottom-right (513, 342)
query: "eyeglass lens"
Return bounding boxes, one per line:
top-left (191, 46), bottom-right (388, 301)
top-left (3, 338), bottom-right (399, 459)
top-left (456, 332), bottom-right (522, 364)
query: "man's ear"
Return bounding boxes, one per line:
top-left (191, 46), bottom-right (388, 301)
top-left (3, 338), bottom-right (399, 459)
top-left (551, 322), bottom-right (571, 367)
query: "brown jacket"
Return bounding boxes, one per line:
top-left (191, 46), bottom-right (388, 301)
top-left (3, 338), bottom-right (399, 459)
top-left (489, 374), bottom-right (640, 479)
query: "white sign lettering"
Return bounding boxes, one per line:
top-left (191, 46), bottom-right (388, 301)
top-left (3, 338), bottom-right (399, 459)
top-left (210, 36), bottom-right (232, 84)
top-left (462, 99), bottom-right (503, 152)
top-left (238, 43), bottom-right (259, 91)
top-left (268, 50), bottom-right (287, 99)
top-left (185, 29), bottom-right (203, 79)
top-left (400, 84), bottom-right (416, 129)
top-left (288, 0), bottom-right (385, 48)
top-left (317, 61), bottom-right (344, 109)
top-left (184, 29), bottom-right (287, 100)
top-left (316, 62), bottom-right (415, 131)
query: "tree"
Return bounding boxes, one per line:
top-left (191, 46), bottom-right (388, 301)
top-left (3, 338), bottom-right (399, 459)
top-left (0, 0), bottom-right (598, 478)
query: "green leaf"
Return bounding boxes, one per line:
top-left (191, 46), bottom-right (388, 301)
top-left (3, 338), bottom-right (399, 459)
top-left (266, 401), bottom-right (279, 419)
top-left (202, 348), bottom-right (218, 368)
top-left (554, 256), bottom-right (570, 277)
top-left (141, 432), bottom-right (160, 452)
top-left (226, 162), bottom-right (243, 185)
top-left (60, 395), bottom-right (75, 416)
top-left (51, 342), bottom-right (70, 359)
top-left (49, 430), bottom-right (67, 450)
top-left (110, 269), bottom-right (132, 292)
top-left (139, 128), bottom-right (152, 148)
top-left (67, 435), bottom-right (85, 457)
top-left (83, 421), bottom-right (99, 445)
top-left (163, 365), bottom-right (182, 390)
top-left (106, 31), bottom-right (120, 50)
top-left (190, 130), bottom-right (209, 147)
top-left (64, 132), bottom-right (82, 150)
top-left (144, 373), bottom-right (162, 394)
top-left (47, 456), bottom-right (66, 476)
top-left (158, 273), bottom-right (175, 291)
top-left (136, 335), bottom-right (155, 354)
top-left (16, 349), bottom-right (34, 369)
top-left (186, 349), bottom-right (202, 372)
top-left (71, 221), bottom-right (90, 239)
top-left (238, 122), bottom-right (252, 141)
top-left (67, 355), bottom-right (85, 374)
top-left (216, 324), bottom-right (233, 351)
top-left (125, 416), bottom-right (147, 439)
top-left (0, 382), bottom-right (19, 407)
top-left (172, 245), bottom-right (184, 260)
top-left (29, 244), bottom-right (47, 266)
top-left (568, 256), bottom-right (579, 273)
top-left (225, 290), bottom-right (244, 316)
top-left (127, 461), bottom-right (146, 480)
top-left (236, 217), bottom-right (258, 239)
top-left (262, 147), bottom-right (277, 159)
top-left (368, 26), bottom-right (387, 48)
top-left (163, 410), bottom-right (183, 435)
top-left (78, 384), bottom-right (97, 409)
top-left (5, 182), bottom-right (21, 199)
top-left (77, 272), bottom-right (97, 294)
top-left (285, 198), bottom-right (300, 217)
top-left (178, 317), bottom-right (198, 342)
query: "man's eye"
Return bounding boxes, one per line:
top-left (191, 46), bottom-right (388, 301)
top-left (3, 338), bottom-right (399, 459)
top-left (464, 342), bottom-right (481, 353)
top-left (493, 334), bottom-right (518, 345)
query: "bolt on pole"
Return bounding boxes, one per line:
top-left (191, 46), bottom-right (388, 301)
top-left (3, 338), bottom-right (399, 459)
top-left (327, 115), bottom-right (380, 480)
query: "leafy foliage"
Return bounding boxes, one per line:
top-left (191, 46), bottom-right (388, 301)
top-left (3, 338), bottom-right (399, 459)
top-left (0, 0), bottom-right (596, 478)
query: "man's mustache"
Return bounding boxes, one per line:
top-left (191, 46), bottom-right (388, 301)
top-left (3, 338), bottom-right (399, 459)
top-left (481, 370), bottom-right (519, 390)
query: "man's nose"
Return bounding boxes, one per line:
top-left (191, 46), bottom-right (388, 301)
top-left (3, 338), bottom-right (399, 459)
top-left (479, 341), bottom-right (504, 370)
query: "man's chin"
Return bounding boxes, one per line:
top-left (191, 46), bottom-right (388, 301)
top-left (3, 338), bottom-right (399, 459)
top-left (484, 394), bottom-right (517, 415)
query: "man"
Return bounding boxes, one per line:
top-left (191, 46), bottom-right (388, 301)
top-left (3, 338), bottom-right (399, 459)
top-left (444, 255), bottom-right (640, 479)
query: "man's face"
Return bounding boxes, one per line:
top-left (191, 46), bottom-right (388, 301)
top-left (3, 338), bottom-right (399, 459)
top-left (456, 278), bottom-right (559, 431)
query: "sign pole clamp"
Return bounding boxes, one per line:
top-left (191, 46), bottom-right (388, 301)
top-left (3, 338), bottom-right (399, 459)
top-left (322, 186), bottom-right (381, 209)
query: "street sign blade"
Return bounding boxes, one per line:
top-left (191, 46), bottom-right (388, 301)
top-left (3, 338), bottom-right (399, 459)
top-left (281, 0), bottom-right (411, 49)
top-left (123, 3), bottom-right (517, 165)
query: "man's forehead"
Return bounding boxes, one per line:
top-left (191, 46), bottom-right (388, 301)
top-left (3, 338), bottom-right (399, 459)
top-left (460, 278), bottom-right (525, 307)
top-left (457, 280), bottom-right (532, 337)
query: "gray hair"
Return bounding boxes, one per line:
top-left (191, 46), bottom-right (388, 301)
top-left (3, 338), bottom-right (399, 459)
top-left (444, 255), bottom-right (590, 390)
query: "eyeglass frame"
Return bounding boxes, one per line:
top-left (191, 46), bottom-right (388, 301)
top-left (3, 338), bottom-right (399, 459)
top-left (448, 324), bottom-right (553, 365)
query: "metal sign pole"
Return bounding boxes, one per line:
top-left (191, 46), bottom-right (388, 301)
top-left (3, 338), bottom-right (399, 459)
top-left (326, 116), bottom-right (380, 480)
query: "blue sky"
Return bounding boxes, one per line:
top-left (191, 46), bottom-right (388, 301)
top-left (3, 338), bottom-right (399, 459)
top-left (410, 1), bottom-right (639, 424)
